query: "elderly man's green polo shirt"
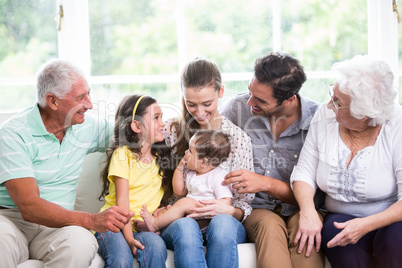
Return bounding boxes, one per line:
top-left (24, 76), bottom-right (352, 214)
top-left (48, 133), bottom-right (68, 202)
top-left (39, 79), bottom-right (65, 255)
top-left (0, 104), bottom-right (111, 210)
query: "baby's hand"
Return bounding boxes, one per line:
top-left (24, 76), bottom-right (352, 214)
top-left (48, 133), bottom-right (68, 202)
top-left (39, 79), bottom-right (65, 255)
top-left (176, 155), bottom-right (188, 172)
top-left (183, 150), bottom-right (191, 161)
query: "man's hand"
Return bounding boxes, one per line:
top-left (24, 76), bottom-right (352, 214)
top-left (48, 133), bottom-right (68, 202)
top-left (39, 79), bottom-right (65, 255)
top-left (91, 206), bottom-right (134, 233)
top-left (223, 169), bottom-right (267, 194)
top-left (224, 169), bottom-right (297, 205)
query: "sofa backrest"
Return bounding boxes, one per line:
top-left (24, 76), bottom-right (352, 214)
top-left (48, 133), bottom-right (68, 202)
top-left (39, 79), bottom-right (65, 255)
top-left (75, 152), bottom-right (107, 213)
top-left (0, 111), bottom-right (17, 125)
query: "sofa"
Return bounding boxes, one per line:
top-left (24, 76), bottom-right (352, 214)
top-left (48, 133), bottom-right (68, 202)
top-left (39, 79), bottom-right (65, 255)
top-left (15, 151), bottom-right (330, 268)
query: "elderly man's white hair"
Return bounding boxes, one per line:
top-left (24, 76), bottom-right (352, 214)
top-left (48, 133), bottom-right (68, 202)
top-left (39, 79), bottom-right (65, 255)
top-left (36, 59), bottom-right (87, 108)
top-left (333, 55), bottom-right (397, 126)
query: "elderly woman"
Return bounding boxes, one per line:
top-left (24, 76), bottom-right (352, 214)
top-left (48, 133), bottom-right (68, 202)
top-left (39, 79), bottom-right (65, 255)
top-left (290, 55), bottom-right (402, 268)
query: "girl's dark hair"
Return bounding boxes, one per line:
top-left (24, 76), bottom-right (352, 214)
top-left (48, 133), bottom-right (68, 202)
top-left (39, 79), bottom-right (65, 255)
top-left (254, 51), bottom-right (306, 105)
top-left (99, 94), bottom-right (174, 203)
top-left (193, 130), bottom-right (231, 168)
top-left (171, 58), bottom-right (222, 158)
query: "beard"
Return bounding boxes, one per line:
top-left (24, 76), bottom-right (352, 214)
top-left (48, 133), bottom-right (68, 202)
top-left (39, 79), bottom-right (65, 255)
top-left (250, 103), bottom-right (284, 118)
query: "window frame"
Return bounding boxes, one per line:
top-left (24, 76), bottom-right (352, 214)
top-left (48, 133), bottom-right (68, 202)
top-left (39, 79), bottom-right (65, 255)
top-left (57, 0), bottom-right (399, 91)
top-left (0, 0), bottom-right (399, 112)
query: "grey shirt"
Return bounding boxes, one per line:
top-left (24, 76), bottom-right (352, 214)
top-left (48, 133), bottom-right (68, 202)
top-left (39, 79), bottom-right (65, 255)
top-left (220, 92), bottom-right (319, 216)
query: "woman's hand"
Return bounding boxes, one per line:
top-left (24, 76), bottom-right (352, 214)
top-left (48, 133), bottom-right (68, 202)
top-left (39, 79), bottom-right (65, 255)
top-left (153, 205), bottom-right (171, 217)
top-left (294, 209), bottom-right (323, 257)
top-left (186, 199), bottom-right (235, 219)
top-left (127, 238), bottom-right (145, 257)
top-left (327, 217), bottom-right (370, 248)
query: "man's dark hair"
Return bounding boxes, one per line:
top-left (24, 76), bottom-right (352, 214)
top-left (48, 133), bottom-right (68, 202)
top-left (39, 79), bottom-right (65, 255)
top-left (254, 52), bottom-right (306, 104)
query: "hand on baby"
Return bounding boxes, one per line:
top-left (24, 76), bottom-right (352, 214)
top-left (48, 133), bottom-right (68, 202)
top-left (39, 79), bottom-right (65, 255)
top-left (187, 199), bottom-right (235, 219)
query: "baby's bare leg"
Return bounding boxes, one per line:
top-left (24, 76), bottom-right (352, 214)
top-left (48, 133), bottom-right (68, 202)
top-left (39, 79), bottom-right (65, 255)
top-left (141, 197), bottom-right (202, 232)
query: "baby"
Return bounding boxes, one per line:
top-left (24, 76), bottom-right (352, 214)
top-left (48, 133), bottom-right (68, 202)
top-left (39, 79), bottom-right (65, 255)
top-left (139, 129), bottom-right (232, 232)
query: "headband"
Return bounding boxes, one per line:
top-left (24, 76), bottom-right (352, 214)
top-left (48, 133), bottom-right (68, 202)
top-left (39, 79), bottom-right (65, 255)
top-left (132, 95), bottom-right (145, 121)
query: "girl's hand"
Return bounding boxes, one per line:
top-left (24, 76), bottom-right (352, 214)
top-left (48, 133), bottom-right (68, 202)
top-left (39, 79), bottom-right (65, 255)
top-left (128, 238), bottom-right (145, 257)
top-left (186, 199), bottom-right (235, 219)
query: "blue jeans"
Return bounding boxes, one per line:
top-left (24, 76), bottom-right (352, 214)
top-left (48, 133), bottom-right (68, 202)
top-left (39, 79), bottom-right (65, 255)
top-left (95, 231), bottom-right (167, 268)
top-left (161, 214), bottom-right (247, 268)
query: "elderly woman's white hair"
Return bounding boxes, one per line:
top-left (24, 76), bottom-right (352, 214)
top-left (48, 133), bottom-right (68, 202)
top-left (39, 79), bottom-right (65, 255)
top-left (333, 55), bottom-right (397, 126)
top-left (36, 59), bottom-right (87, 108)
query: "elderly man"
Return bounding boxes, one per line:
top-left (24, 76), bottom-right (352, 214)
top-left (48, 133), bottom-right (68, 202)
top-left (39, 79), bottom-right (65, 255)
top-left (221, 52), bottom-right (324, 268)
top-left (0, 59), bottom-right (133, 267)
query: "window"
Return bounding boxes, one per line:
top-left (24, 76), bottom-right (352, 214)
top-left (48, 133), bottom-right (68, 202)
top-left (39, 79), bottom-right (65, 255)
top-left (0, 0), bottom-right (400, 116)
top-left (0, 0), bottom-right (57, 111)
top-left (87, 0), bottom-right (370, 119)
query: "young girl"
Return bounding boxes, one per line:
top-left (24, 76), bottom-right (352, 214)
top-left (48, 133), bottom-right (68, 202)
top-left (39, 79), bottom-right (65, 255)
top-left (94, 94), bottom-right (173, 268)
top-left (138, 130), bottom-right (232, 232)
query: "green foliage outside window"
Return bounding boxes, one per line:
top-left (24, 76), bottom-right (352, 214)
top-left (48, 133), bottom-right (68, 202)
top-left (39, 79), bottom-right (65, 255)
top-left (0, 0), bottom-right (400, 111)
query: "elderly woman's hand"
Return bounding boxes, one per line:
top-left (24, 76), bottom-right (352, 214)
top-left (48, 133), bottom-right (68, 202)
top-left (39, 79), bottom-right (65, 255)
top-left (327, 217), bottom-right (370, 248)
top-left (294, 209), bottom-right (323, 257)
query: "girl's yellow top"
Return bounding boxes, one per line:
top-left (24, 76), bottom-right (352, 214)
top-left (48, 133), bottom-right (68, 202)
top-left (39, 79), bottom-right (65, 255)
top-left (100, 145), bottom-right (164, 231)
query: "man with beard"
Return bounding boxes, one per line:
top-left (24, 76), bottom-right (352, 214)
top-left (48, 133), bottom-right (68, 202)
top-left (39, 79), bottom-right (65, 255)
top-left (220, 52), bottom-right (324, 268)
